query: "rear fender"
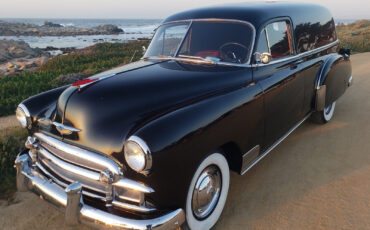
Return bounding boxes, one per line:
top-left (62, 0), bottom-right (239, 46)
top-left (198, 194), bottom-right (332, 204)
top-left (315, 54), bottom-right (352, 111)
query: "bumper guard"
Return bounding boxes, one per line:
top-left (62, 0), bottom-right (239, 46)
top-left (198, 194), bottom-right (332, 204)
top-left (15, 154), bottom-right (185, 230)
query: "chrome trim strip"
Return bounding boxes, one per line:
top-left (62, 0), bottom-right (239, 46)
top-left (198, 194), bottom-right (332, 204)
top-left (264, 28), bottom-right (271, 54)
top-left (34, 133), bottom-right (122, 176)
top-left (252, 40), bottom-right (339, 68)
top-left (241, 113), bottom-right (312, 175)
top-left (174, 20), bottom-right (193, 56)
top-left (15, 154), bottom-right (185, 230)
top-left (38, 147), bottom-right (101, 181)
top-left (112, 200), bottom-right (156, 213)
top-left (240, 145), bottom-right (260, 174)
top-left (38, 150), bottom-right (108, 194)
top-left (145, 18), bottom-right (256, 67)
top-left (36, 161), bottom-right (107, 202)
top-left (316, 55), bottom-right (332, 88)
top-left (113, 178), bottom-right (155, 194)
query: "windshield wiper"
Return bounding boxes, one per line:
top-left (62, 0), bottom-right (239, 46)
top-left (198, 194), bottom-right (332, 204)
top-left (143, 55), bottom-right (172, 61)
top-left (176, 55), bottom-right (216, 65)
top-left (144, 55), bottom-right (216, 65)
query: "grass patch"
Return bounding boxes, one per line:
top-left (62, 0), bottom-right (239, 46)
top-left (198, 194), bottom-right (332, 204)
top-left (0, 127), bottom-right (27, 198)
top-left (337, 20), bottom-right (370, 53)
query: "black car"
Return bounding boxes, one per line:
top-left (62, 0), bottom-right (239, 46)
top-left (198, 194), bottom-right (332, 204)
top-left (14, 2), bottom-right (352, 230)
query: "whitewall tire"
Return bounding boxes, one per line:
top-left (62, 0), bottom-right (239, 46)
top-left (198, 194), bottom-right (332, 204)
top-left (184, 152), bottom-right (230, 230)
top-left (312, 101), bottom-right (336, 124)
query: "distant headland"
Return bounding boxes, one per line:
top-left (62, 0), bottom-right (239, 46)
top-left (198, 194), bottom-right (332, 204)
top-left (0, 20), bottom-right (124, 36)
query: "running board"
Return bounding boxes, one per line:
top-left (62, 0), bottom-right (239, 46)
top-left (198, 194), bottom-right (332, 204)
top-left (241, 113), bottom-right (312, 175)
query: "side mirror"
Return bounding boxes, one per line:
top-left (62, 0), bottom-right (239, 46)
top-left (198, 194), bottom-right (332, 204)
top-left (259, 52), bottom-right (272, 64)
top-left (254, 52), bottom-right (272, 64)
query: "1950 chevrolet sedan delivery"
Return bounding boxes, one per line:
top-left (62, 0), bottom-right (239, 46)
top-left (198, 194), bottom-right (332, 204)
top-left (14, 2), bottom-right (352, 230)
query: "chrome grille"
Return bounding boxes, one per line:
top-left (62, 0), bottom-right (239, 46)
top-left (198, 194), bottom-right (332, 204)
top-left (31, 132), bottom-right (156, 213)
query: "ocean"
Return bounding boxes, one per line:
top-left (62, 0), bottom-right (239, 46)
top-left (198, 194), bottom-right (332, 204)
top-left (0, 18), bottom-right (162, 50)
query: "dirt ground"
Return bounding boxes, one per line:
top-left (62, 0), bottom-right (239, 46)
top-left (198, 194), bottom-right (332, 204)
top-left (0, 114), bottom-right (19, 130)
top-left (0, 53), bottom-right (369, 230)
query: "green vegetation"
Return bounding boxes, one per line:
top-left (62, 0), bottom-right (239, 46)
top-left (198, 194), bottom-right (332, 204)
top-left (0, 127), bottom-right (27, 198)
top-left (0, 40), bottom-right (149, 116)
top-left (337, 20), bottom-right (370, 53)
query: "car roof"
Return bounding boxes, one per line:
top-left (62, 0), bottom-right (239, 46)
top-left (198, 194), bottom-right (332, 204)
top-left (162, 2), bottom-right (333, 30)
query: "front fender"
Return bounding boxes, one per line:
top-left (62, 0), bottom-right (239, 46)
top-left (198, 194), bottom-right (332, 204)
top-left (21, 85), bottom-right (69, 124)
top-left (130, 82), bottom-right (264, 209)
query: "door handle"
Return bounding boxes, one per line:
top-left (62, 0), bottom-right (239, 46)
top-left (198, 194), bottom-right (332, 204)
top-left (293, 59), bottom-right (304, 64)
top-left (290, 59), bottom-right (303, 69)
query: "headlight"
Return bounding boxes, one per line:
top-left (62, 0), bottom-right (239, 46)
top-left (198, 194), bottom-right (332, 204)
top-left (124, 136), bottom-right (152, 174)
top-left (16, 104), bottom-right (31, 128)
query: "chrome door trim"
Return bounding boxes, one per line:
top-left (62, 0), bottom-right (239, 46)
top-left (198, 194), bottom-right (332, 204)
top-left (241, 112), bottom-right (312, 175)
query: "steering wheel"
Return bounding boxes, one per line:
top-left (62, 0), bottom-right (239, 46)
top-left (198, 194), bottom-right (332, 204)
top-left (219, 42), bottom-right (248, 63)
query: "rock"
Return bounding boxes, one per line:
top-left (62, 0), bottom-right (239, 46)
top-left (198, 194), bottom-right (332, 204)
top-left (94, 24), bottom-right (124, 34)
top-left (42, 21), bottom-right (63, 28)
top-left (7, 62), bottom-right (14, 69)
top-left (0, 21), bottom-right (124, 36)
top-left (0, 39), bottom-right (44, 64)
top-left (19, 62), bottom-right (25, 70)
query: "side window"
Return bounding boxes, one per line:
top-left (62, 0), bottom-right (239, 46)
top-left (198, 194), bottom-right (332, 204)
top-left (265, 21), bottom-right (293, 59)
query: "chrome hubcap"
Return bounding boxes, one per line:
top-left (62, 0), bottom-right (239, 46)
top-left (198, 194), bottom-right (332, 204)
top-left (192, 165), bottom-right (222, 219)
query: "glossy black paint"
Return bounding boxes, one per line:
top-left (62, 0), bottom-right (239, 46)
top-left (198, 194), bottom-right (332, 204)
top-left (21, 2), bottom-right (352, 216)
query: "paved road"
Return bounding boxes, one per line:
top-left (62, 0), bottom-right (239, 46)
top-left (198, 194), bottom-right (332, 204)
top-left (0, 53), bottom-right (369, 230)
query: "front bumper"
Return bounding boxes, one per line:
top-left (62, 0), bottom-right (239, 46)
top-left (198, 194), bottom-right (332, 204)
top-left (15, 153), bottom-right (185, 230)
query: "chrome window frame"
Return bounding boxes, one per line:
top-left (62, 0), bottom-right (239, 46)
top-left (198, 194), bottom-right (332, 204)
top-left (251, 39), bottom-right (339, 68)
top-left (144, 18), bottom-right (257, 67)
top-left (145, 18), bottom-right (339, 68)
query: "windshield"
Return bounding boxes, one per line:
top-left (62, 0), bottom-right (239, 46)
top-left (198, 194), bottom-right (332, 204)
top-left (144, 20), bottom-right (254, 64)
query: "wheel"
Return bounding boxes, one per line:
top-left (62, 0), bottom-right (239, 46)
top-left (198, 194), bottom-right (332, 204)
top-left (311, 101), bottom-right (336, 124)
top-left (184, 152), bottom-right (230, 230)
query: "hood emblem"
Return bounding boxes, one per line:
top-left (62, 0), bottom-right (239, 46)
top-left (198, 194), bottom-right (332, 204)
top-left (53, 122), bottom-right (81, 135)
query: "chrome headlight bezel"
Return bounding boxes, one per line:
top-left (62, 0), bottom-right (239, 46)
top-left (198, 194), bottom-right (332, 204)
top-left (124, 136), bottom-right (152, 174)
top-left (16, 104), bottom-right (31, 129)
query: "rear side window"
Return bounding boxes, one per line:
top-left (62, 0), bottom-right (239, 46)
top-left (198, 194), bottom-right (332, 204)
top-left (295, 18), bottom-right (337, 53)
top-left (266, 21), bottom-right (293, 59)
top-left (255, 20), bottom-right (293, 61)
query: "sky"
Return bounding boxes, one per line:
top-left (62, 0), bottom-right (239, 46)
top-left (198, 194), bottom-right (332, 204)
top-left (0, 0), bottom-right (369, 20)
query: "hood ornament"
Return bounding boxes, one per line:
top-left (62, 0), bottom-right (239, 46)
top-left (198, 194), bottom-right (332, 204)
top-left (72, 73), bottom-right (116, 91)
top-left (53, 122), bottom-right (81, 135)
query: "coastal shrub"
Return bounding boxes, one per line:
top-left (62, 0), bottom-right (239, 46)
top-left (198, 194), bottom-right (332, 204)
top-left (0, 40), bottom-right (149, 116)
top-left (337, 20), bottom-right (370, 53)
top-left (0, 127), bottom-right (27, 198)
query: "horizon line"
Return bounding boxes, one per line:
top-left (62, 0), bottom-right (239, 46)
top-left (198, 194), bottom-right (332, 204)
top-left (1, 17), bottom-right (369, 21)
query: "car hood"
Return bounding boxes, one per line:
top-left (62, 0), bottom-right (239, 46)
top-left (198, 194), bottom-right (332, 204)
top-left (49, 60), bottom-right (250, 160)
